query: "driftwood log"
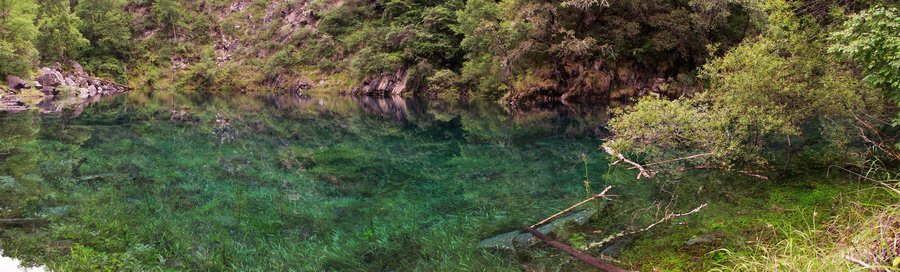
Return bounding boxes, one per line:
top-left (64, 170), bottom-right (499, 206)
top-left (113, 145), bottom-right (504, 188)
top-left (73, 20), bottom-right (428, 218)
top-left (522, 225), bottom-right (634, 272)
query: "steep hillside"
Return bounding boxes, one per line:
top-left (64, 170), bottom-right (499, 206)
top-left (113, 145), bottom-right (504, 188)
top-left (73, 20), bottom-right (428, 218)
top-left (0, 0), bottom-right (884, 104)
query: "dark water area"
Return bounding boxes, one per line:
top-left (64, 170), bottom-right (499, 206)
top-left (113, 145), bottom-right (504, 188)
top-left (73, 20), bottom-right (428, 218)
top-left (0, 91), bottom-right (622, 270)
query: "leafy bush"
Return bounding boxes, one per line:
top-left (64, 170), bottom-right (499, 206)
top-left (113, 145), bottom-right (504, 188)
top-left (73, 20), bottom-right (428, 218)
top-left (0, 0), bottom-right (39, 77)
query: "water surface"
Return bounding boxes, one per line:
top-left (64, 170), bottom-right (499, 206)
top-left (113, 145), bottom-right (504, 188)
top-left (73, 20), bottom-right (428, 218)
top-left (0, 92), bottom-right (615, 271)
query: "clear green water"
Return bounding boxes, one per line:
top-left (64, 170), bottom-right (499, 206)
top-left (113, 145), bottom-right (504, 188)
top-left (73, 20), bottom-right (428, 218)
top-left (0, 92), bottom-right (617, 271)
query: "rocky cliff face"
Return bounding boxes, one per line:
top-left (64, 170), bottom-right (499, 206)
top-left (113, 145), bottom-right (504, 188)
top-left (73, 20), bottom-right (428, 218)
top-left (349, 69), bottom-right (408, 97)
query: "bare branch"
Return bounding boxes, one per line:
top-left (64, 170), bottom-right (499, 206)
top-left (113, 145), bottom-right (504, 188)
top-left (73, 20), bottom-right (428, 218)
top-left (632, 152), bottom-right (714, 168)
top-left (604, 146), bottom-right (655, 179)
top-left (843, 255), bottom-right (880, 271)
top-left (584, 203), bottom-right (708, 250)
top-left (530, 186), bottom-right (614, 229)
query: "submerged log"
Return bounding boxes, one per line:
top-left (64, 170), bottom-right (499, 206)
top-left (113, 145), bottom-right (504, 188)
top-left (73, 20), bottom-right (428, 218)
top-left (0, 218), bottom-right (48, 227)
top-left (522, 225), bottom-right (634, 272)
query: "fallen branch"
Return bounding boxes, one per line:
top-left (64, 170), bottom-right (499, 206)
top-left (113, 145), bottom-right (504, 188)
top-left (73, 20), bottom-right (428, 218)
top-left (530, 186), bottom-right (615, 229)
top-left (662, 165), bottom-right (769, 180)
top-left (604, 146), bottom-right (654, 179)
top-left (522, 225), bottom-right (635, 272)
top-left (585, 203), bottom-right (708, 250)
top-left (832, 166), bottom-right (900, 195)
top-left (630, 152), bottom-right (714, 168)
top-left (844, 255), bottom-right (880, 271)
top-left (853, 114), bottom-right (900, 161)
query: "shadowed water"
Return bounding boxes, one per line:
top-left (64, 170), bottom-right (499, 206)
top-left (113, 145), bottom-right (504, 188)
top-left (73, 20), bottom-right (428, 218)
top-left (0, 91), bottom-right (616, 271)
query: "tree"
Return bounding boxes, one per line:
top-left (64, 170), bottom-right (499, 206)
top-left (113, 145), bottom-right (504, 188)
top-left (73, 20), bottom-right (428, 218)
top-left (0, 0), bottom-right (39, 77)
top-left (829, 5), bottom-right (900, 158)
top-left (829, 6), bottom-right (900, 123)
top-left (36, 0), bottom-right (87, 63)
top-left (75, 0), bottom-right (131, 58)
top-left (75, 0), bottom-right (130, 80)
top-left (453, 0), bottom-right (752, 102)
top-left (151, 0), bottom-right (186, 38)
top-left (604, 1), bottom-right (881, 177)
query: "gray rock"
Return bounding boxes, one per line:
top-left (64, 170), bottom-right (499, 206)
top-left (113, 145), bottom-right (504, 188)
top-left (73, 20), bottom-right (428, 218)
top-left (600, 236), bottom-right (632, 258)
top-left (685, 233), bottom-right (719, 246)
top-left (64, 77), bottom-right (77, 87)
top-left (70, 60), bottom-right (84, 74)
top-left (350, 69), bottom-right (407, 97)
top-left (36, 67), bottom-right (64, 87)
top-left (79, 88), bottom-right (90, 98)
top-left (6, 75), bottom-right (29, 90)
top-left (40, 86), bottom-right (57, 96)
top-left (86, 85), bottom-right (98, 96)
top-left (478, 209), bottom-right (596, 252)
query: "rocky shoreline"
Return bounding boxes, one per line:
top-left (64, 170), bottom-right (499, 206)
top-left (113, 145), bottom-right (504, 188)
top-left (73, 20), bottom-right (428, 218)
top-left (1, 62), bottom-right (132, 113)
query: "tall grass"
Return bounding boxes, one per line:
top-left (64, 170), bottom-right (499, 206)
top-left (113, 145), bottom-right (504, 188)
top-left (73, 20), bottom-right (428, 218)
top-left (712, 161), bottom-right (900, 271)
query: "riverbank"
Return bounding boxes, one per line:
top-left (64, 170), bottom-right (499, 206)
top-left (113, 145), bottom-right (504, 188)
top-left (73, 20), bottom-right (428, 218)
top-left (2, 63), bottom-right (130, 113)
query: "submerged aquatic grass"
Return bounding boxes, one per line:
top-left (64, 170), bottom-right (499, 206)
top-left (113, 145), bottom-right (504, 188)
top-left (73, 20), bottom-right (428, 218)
top-left (0, 93), bottom-right (612, 271)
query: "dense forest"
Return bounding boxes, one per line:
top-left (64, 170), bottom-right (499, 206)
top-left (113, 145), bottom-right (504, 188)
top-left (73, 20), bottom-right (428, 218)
top-left (0, 0), bottom-right (899, 270)
top-left (0, 0), bottom-right (891, 101)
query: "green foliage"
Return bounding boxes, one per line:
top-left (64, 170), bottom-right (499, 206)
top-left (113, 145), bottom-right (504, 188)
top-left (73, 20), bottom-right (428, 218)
top-left (0, 0), bottom-right (39, 76)
top-left (75, 0), bottom-right (131, 56)
top-left (349, 48), bottom-right (403, 78)
top-left (36, 0), bottom-right (87, 63)
top-left (606, 0), bottom-right (879, 173)
top-left (152, 0), bottom-right (186, 37)
top-left (453, 0), bottom-right (512, 97)
top-left (829, 6), bottom-right (900, 95)
top-left (313, 0), bottom-right (465, 82)
top-left (426, 69), bottom-right (461, 98)
top-left (606, 96), bottom-right (726, 164)
top-left (829, 5), bottom-right (900, 125)
top-left (454, 0), bottom-right (753, 100)
top-left (75, 0), bottom-right (131, 80)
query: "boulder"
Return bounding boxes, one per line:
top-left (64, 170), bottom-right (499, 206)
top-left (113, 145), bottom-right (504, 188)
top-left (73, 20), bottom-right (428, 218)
top-left (286, 80), bottom-right (311, 93)
top-left (0, 95), bottom-right (28, 112)
top-left (6, 75), bottom-right (30, 90)
top-left (36, 67), bottom-right (64, 87)
top-left (69, 60), bottom-right (84, 74)
top-left (685, 233), bottom-right (719, 246)
top-left (40, 86), bottom-right (58, 96)
top-left (64, 77), bottom-right (77, 87)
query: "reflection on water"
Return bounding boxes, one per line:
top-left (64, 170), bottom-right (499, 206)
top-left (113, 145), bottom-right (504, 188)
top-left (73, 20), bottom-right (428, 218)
top-left (0, 91), bottom-right (615, 271)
